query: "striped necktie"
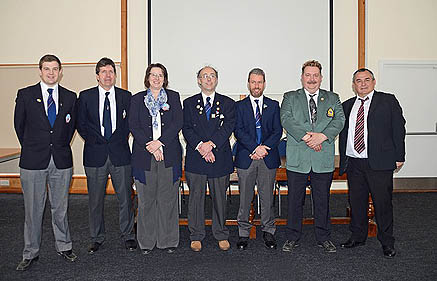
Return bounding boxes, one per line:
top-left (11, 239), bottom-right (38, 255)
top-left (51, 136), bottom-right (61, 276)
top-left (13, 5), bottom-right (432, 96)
top-left (354, 97), bottom-right (369, 154)
top-left (255, 99), bottom-right (262, 144)
top-left (309, 94), bottom-right (317, 129)
top-left (205, 96), bottom-right (212, 121)
top-left (47, 88), bottom-right (56, 127)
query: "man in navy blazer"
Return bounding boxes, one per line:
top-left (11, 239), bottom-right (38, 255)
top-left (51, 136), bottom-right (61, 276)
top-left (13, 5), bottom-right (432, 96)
top-left (234, 68), bottom-right (282, 250)
top-left (339, 68), bottom-right (406, 258)
top-left (14, 54), bottom-right (77, 270)
top-left (77, 57), bottom-right (136, 254)
top-left (182, 66), bottom-right (235, 252)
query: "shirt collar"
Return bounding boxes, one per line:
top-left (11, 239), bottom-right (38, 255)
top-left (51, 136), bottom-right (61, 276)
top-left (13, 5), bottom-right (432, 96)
top-left (202, 92), bottom-right (215, 105)
top-left (304, 88), bottom-right (319, 98)
top-left (356, 90), bottom-right (374, 102)
top-left (99, 85), bottom-right (115, 96)
top-left (40, 81), bottom-right (58, 94)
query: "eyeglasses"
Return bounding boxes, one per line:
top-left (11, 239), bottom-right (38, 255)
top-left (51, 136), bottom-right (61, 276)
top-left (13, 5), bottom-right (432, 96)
top-left (150, 73), bottom-right (164, 79)
top-left (200, 73), bottom-right (217, 79)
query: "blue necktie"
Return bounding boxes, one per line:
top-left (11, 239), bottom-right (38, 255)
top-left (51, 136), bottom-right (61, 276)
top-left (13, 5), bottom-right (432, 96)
top-left (103, 92), bottom-right (112, 140)
top-left (255, 99), bottom-right (262, 144)
top-left (205, 96), bottom-right (212, 121)
top-left (47, 88), bottom-right (56, 127)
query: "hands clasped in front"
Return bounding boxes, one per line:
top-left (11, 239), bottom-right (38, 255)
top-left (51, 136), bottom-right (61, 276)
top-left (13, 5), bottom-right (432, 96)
top-left (302, 132), bottom-right (327, 152)
top-left (146, 140), bottom-right (164, 161)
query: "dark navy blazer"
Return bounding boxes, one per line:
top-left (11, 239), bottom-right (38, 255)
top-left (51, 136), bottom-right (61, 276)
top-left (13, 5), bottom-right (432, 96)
top-left (14, 83), bottom-right (77, 170)
top-left (182, 93), bottom-right (235, 178)
top-left (234, 96), bottom-right (282, 170)
top-left (76, 86), bottom-right (131, 167)
top-left (129, 89), bottom-right (183, 172)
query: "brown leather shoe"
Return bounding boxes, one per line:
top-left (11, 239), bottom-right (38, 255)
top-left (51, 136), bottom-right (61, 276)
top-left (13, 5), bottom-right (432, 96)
top-left (218, 240), bottom-right (230, 251)
top-left (190, 241), bottom-right (202, 252)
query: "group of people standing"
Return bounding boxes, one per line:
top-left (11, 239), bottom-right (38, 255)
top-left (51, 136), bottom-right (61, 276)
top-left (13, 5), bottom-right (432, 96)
top-left (14, 54), bottom-right (405, 271)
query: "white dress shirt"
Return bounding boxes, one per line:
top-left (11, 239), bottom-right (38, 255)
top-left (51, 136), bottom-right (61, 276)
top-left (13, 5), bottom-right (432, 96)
top-left (249, 94), bottom-right (264, 117)
top-left (99, 85), bottom-right (117, 136)
top-left (346, 90), bottom-right (374, 158)
top-left (40, 81), bottom-right (59, 115)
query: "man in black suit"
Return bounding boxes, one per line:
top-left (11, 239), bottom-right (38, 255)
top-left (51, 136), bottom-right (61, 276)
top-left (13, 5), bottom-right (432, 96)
top-left (234, 68), bottom-right (282, 250)
top-left (182, 66), bottom-right (235, 252)
top-left (339, 68), bottom-right (406, 258)
top-left (14, 54), bottom-right (77, 270)
top-left (77, 57), bottom-right (136, 254)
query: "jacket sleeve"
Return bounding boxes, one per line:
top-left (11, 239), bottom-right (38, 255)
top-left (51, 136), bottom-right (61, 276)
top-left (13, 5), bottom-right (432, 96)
top-left (13, 89), bottom-right (26, 146)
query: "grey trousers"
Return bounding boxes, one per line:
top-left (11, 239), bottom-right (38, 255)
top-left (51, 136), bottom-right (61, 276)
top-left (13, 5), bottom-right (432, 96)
top-left (85, 157), bottom-right (135, 243)
top-left (237, 159), bottom-right (276, 237)
top-left (186, 172), bottom-right (230, 241)
top-left (20, 157), bottom-right (73, 259)
top-left (135, 158), bottom-right (179, 250)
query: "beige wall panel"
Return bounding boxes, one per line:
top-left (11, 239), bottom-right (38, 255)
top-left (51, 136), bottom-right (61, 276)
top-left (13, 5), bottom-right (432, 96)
top-left (0, 0), bottom-right (121, 63)
top-left (367, 0), bottom-right (437, 78)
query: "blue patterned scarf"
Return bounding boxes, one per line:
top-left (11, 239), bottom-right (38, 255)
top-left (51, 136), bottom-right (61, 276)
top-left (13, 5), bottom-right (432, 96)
top-left (144, 88), bottom-right (168, 129)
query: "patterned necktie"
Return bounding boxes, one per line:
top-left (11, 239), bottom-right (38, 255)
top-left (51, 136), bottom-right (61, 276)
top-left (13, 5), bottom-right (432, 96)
top-left (205, 96), bottom-right (212, 121)
top-left (254, 99), bottom-right (262, 144)
top-left (354, 97), bottom-right (369, 154)
top-left (103, 92), bottom-right (112, 140)
top-left (47, 88), bottom-right (56, 127)
top-left (309, 94), bottom-right (317, 128)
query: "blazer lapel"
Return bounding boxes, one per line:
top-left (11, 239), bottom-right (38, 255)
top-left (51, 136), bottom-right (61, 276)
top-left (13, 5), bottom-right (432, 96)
top-left (34, 85), bottom-right (51, 128)
top-left (298, 89), bottom-right (310, 124)
top-left (115, 88), bottom-right (123, 131)
top-left (316, 90), bottom-right (328, 125)
top-left (368, 91), bottom-right (380, 118)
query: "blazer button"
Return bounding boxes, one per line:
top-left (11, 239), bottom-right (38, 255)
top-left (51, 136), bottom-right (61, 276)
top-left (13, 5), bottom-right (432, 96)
top-left (50, 143), bottom-right (53, 146)
top-left (148, 125), bottom-right (151, 128)
top-left (50, 130), bottom-right (53, 134)
top-left (160, 112), bottom-right (163, 115)
top-left (162, 123), bottom-right (164, 126)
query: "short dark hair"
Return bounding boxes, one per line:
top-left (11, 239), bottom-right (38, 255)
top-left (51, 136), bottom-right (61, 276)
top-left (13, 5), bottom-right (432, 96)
top-left (352, 68), bottom-right (375, 81)
top-left (96, 57), bottom-right (116, 75)
top-left (39, 54), bottom-right (61, 70)
top-left (144, 63), bottom-right (169, 89)
top-left (197, 66), bottom-right (218, 79)
top-left (301, 60), bottom-right (322, 74)
top-left (248, 68), bottom-right (265, 82)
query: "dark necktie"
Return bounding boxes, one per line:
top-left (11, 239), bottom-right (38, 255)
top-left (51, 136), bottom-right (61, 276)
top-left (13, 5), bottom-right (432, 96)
top-left (354, 97), bottom-right (369, 154)
top-left (254, 99), bottom-right (262, 144)
top-left (205, 96), bottom-right (212, 121)
top-left (309, 94), bottom-right (317, 128)
top-left (47, 88), bottom-right (56, 127)
top-left (103, 92), bottom-right (112, 140)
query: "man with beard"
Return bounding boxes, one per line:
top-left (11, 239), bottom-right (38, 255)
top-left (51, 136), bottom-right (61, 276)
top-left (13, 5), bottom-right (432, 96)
top-left (234, 68), bottom-right (282, 250)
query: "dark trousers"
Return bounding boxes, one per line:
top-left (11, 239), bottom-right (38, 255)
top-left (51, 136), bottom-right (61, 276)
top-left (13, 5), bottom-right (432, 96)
top-left (285, 169), bottom-right (333, 242)
top-left (347, 157), bottom-right (395, 247)
top-left (185, 172), bottom-right (230, 241)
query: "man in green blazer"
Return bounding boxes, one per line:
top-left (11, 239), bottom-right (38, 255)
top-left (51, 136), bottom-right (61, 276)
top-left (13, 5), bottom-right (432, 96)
top-left (280, 60), bottom-right (345, 253)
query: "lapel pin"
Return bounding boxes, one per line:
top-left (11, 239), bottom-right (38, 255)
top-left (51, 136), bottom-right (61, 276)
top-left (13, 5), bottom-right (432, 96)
top-left (263, 104), bottom-right (267, 109)
top-left (211, 114), bottom-right (216, 118)
top-left (65, 113), bottom-right (71, 123)
top-left (321, 97), bottom-right (325, 101)
top-left (216, 101), bottom-right (220, 105)
top-left (196, 105), bottom-right (200, 109)
top-left (36, 98), bottom-right (41, 103)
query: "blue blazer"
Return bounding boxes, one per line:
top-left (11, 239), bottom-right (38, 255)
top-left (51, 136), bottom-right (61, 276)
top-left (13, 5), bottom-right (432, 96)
top-left (129, 89), bottom-right (183, 171)
top-left (76, 86), bottom-right (131, 167)
top-left (14, 83), bottom-right (77, 170)
top-left (182, 93), bottom-right (235, 178)
top-left (234, 96), bottom-right (282, 170)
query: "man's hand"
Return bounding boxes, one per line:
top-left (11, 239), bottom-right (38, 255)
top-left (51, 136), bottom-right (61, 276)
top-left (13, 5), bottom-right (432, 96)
top-left (313, 144), bottom-right (322, 152)
top-left (396, 162), bottom-right (404, 169)
top-left (146, 140), bottom-right (163, 154)
top-left (198, 141), bottom-right (214, 157)
top-left (304, 132), bottom-right (327, 149)
top-left (152, 149), bottom-right (164, 161)
top-left (254, 145), bottom-right (270, 158)
top-left (204, 151), bottom-right (216, 163)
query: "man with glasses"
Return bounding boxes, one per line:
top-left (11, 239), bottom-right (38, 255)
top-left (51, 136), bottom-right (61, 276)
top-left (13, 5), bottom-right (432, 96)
top-left (182, 66), bottom-right (235, 252)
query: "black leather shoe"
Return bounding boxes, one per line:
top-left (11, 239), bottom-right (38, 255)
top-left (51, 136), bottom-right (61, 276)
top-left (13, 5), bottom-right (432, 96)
top-left (88, 242), bottom-right (102, 254)
top-left (57, 250), bottom-right (78, 262)
top-left (263, 232), bottom-right (277, 249)
top-left (166, 247), bottom-right (177, 254)
top-left (125, 239), bottom-right (137, 251)
top-left (340, 239), bottom-right (366, 248)
top-left (383, 246), bottom-right (396, 258)
top-left (16, 256), bottom-right (39, 271)
top-left (142, 249), bottom-right (152, 255)
top-left (236, 237), bottom-right (248, 250)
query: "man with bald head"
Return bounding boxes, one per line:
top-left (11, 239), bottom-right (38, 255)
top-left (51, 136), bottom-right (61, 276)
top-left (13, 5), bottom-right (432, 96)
top-left (182, 66), bottom-right (235, 252)
top-left (339, 68), bottom-right (406, 258)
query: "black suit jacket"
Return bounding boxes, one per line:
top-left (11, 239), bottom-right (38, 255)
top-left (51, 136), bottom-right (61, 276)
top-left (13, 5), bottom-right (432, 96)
top-left (14, 83), bottom-right (77, 170)
top-left (129, 89), bottom-right (183, 171)
top-left (76, 86), bottom-right (131, 167)
top-left (234, 96), bottom-right (282, 170)
top-left (182, 93), bottom-right (235, 178)
top-left (339, 91), bottom-right (406, 175)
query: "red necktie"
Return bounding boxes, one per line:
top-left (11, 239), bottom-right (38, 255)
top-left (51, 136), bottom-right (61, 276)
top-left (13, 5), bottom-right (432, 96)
top-left (354, 97), bottom-right (368, 154)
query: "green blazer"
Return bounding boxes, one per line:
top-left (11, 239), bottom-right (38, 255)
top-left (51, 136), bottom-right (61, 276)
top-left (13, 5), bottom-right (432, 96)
top-left (280, 88), bottom-right (345, 173)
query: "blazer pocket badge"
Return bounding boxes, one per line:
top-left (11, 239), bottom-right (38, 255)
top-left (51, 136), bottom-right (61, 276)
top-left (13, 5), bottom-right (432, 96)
top-left (326, 107), bottom-right (334, 118)
top-left (123, 109), bottom-right (127, 119)
top-left (65, 113), bottom-right (71, 123)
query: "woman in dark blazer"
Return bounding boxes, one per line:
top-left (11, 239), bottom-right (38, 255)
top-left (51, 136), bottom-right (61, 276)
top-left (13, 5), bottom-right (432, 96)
top-left (129, 63), bottom-right (183, 254)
